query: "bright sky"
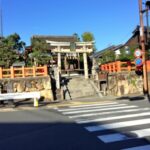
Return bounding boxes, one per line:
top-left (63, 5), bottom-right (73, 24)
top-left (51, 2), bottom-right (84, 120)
top-left (1, 0), bottom-right (144, 50)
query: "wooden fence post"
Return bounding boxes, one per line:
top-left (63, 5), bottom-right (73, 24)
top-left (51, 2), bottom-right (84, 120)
top-left (113, 62), bottom-right (116, 72)
top-left (105, 64), bottom-right (108, 71)
top-left (101, 65), bottom-right (104, 71)
top-left (22, 66), bottom-right (25, 78)
top-left (44, 65), bottom-right (48, 76)
top-left (146, 60), bottom-right (150, 72)
top-left (127, 64), bottom-right (131, 72)
top-left (105, 64), bottom-right (108, 72)
top-left (109, 63), bottom-right (111, 73)
top-left (33, 66), bottom-right (36, 77)
top-left (10, 66), bottom-right (14, 78)
top-left (116, 61), bottom-right (121, 72)
top-left (0, 67), bottom-right (2, 79)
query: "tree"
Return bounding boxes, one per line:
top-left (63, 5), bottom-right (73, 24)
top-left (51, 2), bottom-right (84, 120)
top-left (0, 33), bottom-right (25, 68)
top-left (82, 32), bottom-right (94, 42)
top-left (5, 33), bottom-right (25, 52)
top-left (100, 50), bottom-right (116, 64)
top-left (27, 38), bottom-right (52, 66)
top-left (82, 32), bottom-right (96, 52)
top-left (118, 45), bottom-right (138, 61)
top-left (73, 33), bottom-right (80, 42)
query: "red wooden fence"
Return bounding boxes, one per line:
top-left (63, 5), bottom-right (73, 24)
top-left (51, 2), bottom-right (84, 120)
top-left (100, 60), bottom-right (150, 73)
top-left (0, 65), bottom-right (48, 79)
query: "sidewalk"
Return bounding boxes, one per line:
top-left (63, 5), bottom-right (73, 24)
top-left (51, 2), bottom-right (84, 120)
top-left (0, 93), bottom-right (148, 111)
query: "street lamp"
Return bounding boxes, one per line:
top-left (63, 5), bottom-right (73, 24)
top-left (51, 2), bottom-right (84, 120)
top-left (138, 0), bottom-right (150, 96)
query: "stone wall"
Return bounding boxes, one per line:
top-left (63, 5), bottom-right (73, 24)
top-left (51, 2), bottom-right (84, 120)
top-left (0, 76), bottom-right (54, 101)
top-left (107, 72), bottom-right (143, 96)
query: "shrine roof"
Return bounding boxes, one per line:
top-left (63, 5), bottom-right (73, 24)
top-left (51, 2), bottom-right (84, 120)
top-left (32, 35), bottom-right (77, 43)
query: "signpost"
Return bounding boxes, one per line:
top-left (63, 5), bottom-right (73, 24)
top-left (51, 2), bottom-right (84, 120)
top-left (135, 58), bottom-right (143, 66)
top-left (134, 49), bottom-right (142, 58)
top-left (134, 48), bottom-right (143, 66)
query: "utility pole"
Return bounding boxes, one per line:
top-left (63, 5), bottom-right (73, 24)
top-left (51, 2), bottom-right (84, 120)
top-left (0, 8), bottom-right (3, 37)
top-left (138, 0), bottom-right (148, 94)
top-left (0, 0), bottom-right (3, 37)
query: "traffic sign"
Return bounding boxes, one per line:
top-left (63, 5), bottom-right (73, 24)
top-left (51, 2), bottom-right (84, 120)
top-left (134, 49), bottom-right (142, 57)
top-left (135, 58), bottom-right (143, 66)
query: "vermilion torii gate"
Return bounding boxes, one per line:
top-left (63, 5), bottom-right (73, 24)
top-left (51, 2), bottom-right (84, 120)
top-left (46, 40), bottom-right (94, 79)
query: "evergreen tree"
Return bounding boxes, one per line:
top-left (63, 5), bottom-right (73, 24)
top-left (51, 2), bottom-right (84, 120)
top-left (27, 38), bottom-right (52, 66)
top-left (0, 33), bottom-right (25, 67)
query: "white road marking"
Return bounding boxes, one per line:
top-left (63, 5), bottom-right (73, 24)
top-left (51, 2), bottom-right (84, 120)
top-left (63, 105), bottom-right (138, 115)
top-left (85, 118), bottom-right (150, 132)
top-left (68, 102), bottom-right (118, 108)
top-left (69, 108), bottom-right (150, 119)
top-left (97, 128), bottom-right (150, 143)
top-left (76, 112), bottom-right (150, 124)
top-left (130, 128), bottom-right (150, 138)
top-left (58, 103), bottom-right (127, 112)
top-left (122, 145), bottom-right (150, 150)
top-left (97, 133), bottom-right (132, 143)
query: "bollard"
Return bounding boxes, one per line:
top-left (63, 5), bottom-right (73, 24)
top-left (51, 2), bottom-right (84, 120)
top-left (34, 98), bottom-right (39, 107)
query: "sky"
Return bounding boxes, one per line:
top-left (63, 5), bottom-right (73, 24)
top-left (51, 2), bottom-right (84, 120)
top-left (0, 0), bottom-right (145, 50)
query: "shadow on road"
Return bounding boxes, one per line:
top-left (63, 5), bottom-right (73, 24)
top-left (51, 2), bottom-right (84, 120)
top-left (116, 95), bottom-right (145, 101)
top-left (0, 110), bottom-right (149, 150)
top-left (0, 121), bottom-right (149, 150)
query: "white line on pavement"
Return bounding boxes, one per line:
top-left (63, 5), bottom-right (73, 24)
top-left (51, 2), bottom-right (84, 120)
top-left (69, 108), bottom-right (150, 119)
top-left (68, 102), bottom-right (118, 108)
top-left (63, 105), bottom-right (138, 115)
top-left (130, 128), bottom-right (150, 138)
top-left (97, 128), bottom-right (150, 143)
top-left (58, 103), bottom-right (127, 112)
top-left (97, 133), bottom-right (132, 143)
top-left (85, 118), bottom-right (150, 132)
top-left (76, 112), bottom-right (150, 124)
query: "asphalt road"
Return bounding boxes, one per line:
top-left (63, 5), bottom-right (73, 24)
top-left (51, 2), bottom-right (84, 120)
top-left (0, 98), bottom-right (150, 150)
top-left (0, 107), bottom-right (107, 150)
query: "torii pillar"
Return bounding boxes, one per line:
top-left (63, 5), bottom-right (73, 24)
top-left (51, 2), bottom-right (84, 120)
top-left (57, 46), bottom-right (61, 73)
top-left (83, 50), bottom-right (89, 79)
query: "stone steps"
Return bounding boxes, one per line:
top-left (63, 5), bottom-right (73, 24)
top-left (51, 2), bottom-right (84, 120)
top-left (64, 77), bottom-right (97, 100)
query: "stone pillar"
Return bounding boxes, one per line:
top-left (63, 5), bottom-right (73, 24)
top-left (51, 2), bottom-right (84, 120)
top-left (83, 52), bottom-right (88, 79)
top-left (57, 51), bottom-right (61, 73)
top-left (54, 66), bottom-right (60, 89)
top-left (92, 58), bottom-right (96, 79)
top-left (78, 53), bottom-right (80, 69)
top-left (64, 55), bottom-right (68, 70)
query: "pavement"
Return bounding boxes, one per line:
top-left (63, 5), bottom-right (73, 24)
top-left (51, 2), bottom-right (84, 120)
top-left (0, 94), bottom-right (150, 149)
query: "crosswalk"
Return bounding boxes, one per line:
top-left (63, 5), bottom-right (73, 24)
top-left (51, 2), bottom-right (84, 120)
top-left (55, 101), bottom-right (150, 149)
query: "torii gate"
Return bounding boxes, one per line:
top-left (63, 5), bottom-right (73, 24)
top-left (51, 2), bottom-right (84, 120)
top-left (46, 40), bottom-right (94, 79)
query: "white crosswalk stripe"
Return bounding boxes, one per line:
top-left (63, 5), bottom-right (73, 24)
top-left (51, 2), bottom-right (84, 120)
top-left (62, 105), bottom-right (138, 115)
top-left (85, 118), bottom-right (150, 132)
top-left (97, 133), bottom-right (132, 143)
top-left (97, 127), bottom-right (150, 143)
top-left (76, 112), bottom-right (150, 124)
top-left (58, 103), bottom-right (127, 112)
top-left (69, 107), bottom-right (150, 119)
top-left (56, 101), bottom-right (150, 149)
top-left (130, 128), bottom-right (150, 138)
top-left (68, 102), bottom-right (118, 108)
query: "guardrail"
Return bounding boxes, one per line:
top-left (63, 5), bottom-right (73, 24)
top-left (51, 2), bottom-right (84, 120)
top-left (100, 60), bottom-right (150, 73)
top-left (0, 65), bottom-right (48, 79)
